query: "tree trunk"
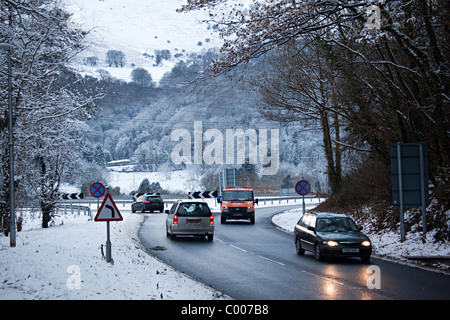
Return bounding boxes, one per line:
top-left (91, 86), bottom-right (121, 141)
top-left (37, 154), bottom-right (52, 228)
top-left (320, 109), bottom-right (340, 195)
top-left (41, 203), bottom-right (53, 229)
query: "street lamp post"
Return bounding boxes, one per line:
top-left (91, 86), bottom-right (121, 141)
top-left (0, 43), bottom-right (15, 247)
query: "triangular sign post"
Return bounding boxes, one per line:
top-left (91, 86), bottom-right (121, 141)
top-left (94, 193), bottom-right (123, 264)
top-left (94, 193), bottom-right (123, 222)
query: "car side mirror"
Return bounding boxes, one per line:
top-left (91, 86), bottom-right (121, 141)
top-left (254, 199), bottom-right (259, 204)
top-left (164, 209), bottom-right (170, 214)
top-left (307, 226), bottom-right (315, 232)
top-left (217, 198), bottom-right (222, 204)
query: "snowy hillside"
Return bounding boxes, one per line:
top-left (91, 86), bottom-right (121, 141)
top-left (62, 0), bottom-right (223, 82)
top-left (107, 169), bottom-right (203, 194)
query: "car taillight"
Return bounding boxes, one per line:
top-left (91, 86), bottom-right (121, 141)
top-left (161, 200), bottom-right (164, 204)
top-left (210, 215), bottom-right (214, 225)
top-left (144, 201), bottom-right (150, 203)
top-left (173, 214), bottom-right (178, 225)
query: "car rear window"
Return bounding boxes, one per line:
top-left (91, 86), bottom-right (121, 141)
top-left (176, 203), bottom-right (211, 217)
top-left (145, 196), bottom-right (162, 202)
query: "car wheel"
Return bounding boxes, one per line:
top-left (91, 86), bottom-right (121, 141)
top-left (207, 234), bottom-right (214, 242)
top-left (141, 205), bottom-right (145, 213)
top-left (131, 206), bottom-right (136, 213)
top-left (361, 255), bottom-right (371, 263)
top-left (221, 215), bottom-right (226, 224)
top-left (314, 243), bottom-right (323, 261)
top-left (295, 237), bottom-right (305, 255)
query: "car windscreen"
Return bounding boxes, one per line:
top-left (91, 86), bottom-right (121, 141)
top-left (176, 203), bottom-right (211, 217)
top-left (222, 190), bottom-right (253, 201)
top-left (315, 217), bottom-right (360, 232)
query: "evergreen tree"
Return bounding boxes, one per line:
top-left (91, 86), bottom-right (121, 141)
top-left (138, 178), bottom-right (151, 193)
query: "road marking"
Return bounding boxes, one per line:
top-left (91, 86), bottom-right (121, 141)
top-left (230, 245), bottom-right (248, 253)
top-left (257, 255), bottom-right (285, 266)
top-left (216, 237), bottom-right (285, 266)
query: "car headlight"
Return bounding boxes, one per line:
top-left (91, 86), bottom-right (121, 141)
top-left (325, 240), bottom-right (339, 247)
top-left (361, 240), bottom-right (371, 247)
top-left (221, 204), bottom-right (228, 212)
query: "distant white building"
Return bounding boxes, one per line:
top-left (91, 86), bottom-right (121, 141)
top-left (107, 159), bottom-right (131, 167)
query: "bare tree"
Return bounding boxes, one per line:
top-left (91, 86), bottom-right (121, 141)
top-left (131, 67), bottom-right (154, 87)
top-left (181, 0), bottom-right (450, 200)
top-left (106, 50), bottom-right (126, 67)
top-left (258, 41), bottom-right (343, 194)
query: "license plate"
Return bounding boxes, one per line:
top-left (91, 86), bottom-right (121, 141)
top-left (187, 219), bottom-right (201, 224)
top-left (342, 248), bottom-right (359, 253)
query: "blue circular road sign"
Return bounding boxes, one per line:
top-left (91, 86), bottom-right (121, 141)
top-left (90, 182), bottom-right (106, 198)
top-left (295, 180), bottom-right (311, 196)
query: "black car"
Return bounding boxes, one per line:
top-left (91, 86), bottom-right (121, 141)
top-left (294, 212), bottom-right (372, 262)
top-left (131, 195), bottom-right (164, 213)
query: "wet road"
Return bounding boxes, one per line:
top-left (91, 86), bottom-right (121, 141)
top-left (139, 205), bottom-right (450, 300)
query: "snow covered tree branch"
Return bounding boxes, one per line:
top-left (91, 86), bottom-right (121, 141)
top-left (181, 0), bottom-right (449, 201)
top-left (0, 0), bottom-right (102, 230)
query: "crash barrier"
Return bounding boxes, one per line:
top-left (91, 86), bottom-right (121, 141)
top-left (55, 203), bottom-right (92, 218)
top-left (56, 194), bottom-right (322, 211)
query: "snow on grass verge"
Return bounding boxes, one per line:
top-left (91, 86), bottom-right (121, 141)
top-left (0, 208), bottom-right (229, 300)
top-left (272, 208), bottom-right (450, 273)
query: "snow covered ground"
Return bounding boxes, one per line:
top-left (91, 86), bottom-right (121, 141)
top-left (0, 196), bottom-right (306, 300)
top-left (272, 208), bottom-right (450, 273)
top-left (0, 207), bottom-right (228, 300)
top-left (107, 169), bottom-right (203, 195)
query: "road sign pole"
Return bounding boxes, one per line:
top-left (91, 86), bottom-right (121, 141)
top-left (105, 187), bottom-right (112, 263)
top-left (396, 143), bottom-right (405, 242)
top-left (106, 221), bottom-right (112, 263)
top-left (419, 143), bottom-right (427, 236)
top-left (93, 190), bottom-right (123, 264)
top-left (302, 195), bottom-right (306, 216)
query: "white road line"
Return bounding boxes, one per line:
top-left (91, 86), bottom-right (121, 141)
top-left (215, 237), bottom-right (224, 243)
top-left (257, 255), bottom-right (285, 266)
top-left (217, 237), bottom-right (285, 266)
top-left (230, 244), bottom-right (248, 253)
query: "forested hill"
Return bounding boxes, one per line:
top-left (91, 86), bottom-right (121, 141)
top-left (77, 52), bottom-right (327, 185)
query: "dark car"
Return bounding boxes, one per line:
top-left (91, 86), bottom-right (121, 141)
top-left (294, 212), bottom-right (372, 262)
top-left (131, 195), bottom-right (164, 213)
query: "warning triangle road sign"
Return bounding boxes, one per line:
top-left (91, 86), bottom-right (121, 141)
top-left (94, 194), bottom-right (123, 222)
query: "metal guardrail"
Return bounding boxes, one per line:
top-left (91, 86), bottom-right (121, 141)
top-left (257, 196), bottom-right (319, 205)
top-left (55, 194), bottom-right (321, 211)
top-left (55, 203), bottom-right (92, 218)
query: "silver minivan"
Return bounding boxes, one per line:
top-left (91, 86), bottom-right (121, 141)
top-left (165, 200), bottom-right (214, 241)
